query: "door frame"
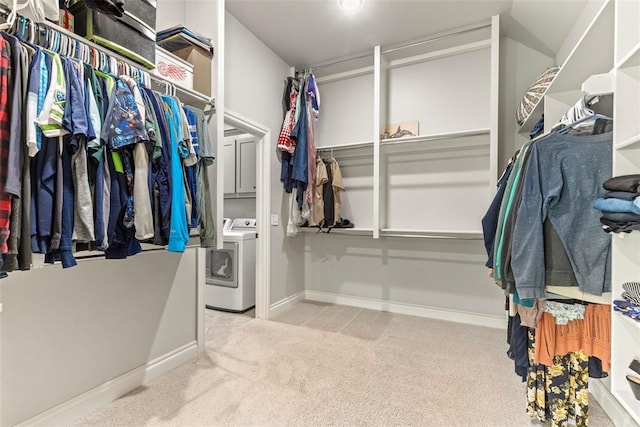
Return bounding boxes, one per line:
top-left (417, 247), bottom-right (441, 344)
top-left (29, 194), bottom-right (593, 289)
top-left (223, 109), bottom-right (271, 320)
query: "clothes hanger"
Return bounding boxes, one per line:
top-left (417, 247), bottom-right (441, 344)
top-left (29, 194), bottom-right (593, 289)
top-left (558, 112), bottom-right (613, 135)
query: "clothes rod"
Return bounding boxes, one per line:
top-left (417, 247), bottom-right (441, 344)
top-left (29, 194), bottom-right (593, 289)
top-left (0, 9), bottom-right (215, 108)
top-left (301, 52), bottom-right (373, 74)
top-left (302, 21), bottom-right (490, 74)
top-left (381, 22), bottom-right (491, 55)
top-left (150, 75), bottom-right (215, 108)
top-left (381, 233), bottom-right (483, 240)
top-left (317, 141), bottom-right (373, 151)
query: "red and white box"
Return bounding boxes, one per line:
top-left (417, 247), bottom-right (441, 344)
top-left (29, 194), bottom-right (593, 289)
top-left (154, 47), bottom-right (194, 91)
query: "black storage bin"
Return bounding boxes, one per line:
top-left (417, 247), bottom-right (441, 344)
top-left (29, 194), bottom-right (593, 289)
top-left (123, 0), bottom-right (157, 30)
top-left (69, 1), bottom-right (157, 69)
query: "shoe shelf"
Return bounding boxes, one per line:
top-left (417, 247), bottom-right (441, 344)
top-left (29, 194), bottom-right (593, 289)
top-left (612, 388), bottom-right (640, 426)
top-left (614, 310), bottom-right (640, 333)
top-left (615, 133), bottom-right (640, 151)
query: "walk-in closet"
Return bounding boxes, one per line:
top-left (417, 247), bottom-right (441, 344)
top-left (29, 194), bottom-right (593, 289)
top-left (0, 0), bottom-right (638, 425)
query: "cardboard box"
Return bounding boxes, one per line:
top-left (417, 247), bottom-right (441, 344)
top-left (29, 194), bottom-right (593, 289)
top-left (155, 47), bottom-right (194, 91)
top-left (172, 46), bottom-right (212, 96)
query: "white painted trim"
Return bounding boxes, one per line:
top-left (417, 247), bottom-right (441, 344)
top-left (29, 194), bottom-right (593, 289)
top-left (372, 45), bottom-right (384, 239)
top-left (590, 379), bottom-right (638, 427)
top-left (17, 343), bottom-right (198, 427)
top-left (224, 109), bottom-right (271, 321)
top-left (269, 291), bottom-right (306, 318)
top-left (196, 248), bottom-right (206, 355)
top-left (215, 0), bottom-right (226, 251)
top-left (489, 14), bottom-right (500, 193)
top-left (305, 291), bottom-right (506, 329)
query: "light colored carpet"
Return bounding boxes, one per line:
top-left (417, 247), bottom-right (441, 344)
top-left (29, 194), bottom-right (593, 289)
top-left (76, 301), bottom-right (614, 426)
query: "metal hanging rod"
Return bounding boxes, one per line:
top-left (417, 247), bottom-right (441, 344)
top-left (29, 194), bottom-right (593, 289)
top-left (317, 141), bottom-right (374, 151)
top-left (299, 52), bottom-right (373, 74)
top-left (381, 22), bottom-right (491, 55)
top-left (380, 229), bottom-right (483, 240)
top-left (301, 21), bottom-right (491, 74)
top-left (380, 233), bottom-right (483, 240)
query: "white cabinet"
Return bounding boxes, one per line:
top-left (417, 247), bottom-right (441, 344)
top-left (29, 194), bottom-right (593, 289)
top-left (236, 136), bottom-right (257, 193)
top-left (223, 137), bottom-right (236, 195)
top-left (223, 135), bottom-right (257, 197)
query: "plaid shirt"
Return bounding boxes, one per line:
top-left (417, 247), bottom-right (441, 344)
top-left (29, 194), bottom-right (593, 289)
top-left (0, 37), bottom-right (13, 253)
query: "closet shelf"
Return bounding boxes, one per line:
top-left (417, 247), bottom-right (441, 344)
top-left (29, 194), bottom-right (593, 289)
top-left (316, 140), bottom-right (374, 151)
top-left (616, 40), bottom-right (640, 70)
top-left (518, 0), bottom-right (614, 134)
top-left (616, 134), bottom-right (640, 150)
top-left (299, 227), bottom-right (374, 236)
top-left (614, 311), bottom-right (640, 333)
top-left (40, 20), bottom-right (215, 110)
top-left (380, 128), bottom-right (490, 147)
top-left (612, 389), bottom-right (640, 426)
top-left (544, 0), bottom-right (614, 96)
top-left (380, 229), bottom-right (483, 240)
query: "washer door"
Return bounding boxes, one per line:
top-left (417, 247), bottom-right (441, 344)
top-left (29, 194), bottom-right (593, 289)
top-left (205, 242), bottom-right (239, 288)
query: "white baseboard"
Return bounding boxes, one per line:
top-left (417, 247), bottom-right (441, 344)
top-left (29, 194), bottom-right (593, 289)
top-left (269, 290), bottom-right (306, 319)
top-left (18, 342), bottom-right (199, 427)
top-left (305, 291), bottom-right (506, 329)
top-left (590, 378), bottom-right (638, 427)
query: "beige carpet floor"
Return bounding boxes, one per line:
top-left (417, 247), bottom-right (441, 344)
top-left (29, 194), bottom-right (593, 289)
top-left (76, 301), bottom-right (614, 426)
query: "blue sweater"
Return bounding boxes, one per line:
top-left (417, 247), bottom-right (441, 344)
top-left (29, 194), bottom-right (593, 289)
top-left (511, 131), bottom-right (612, 299)
top-left (162, 96), bottom-right (189, 253)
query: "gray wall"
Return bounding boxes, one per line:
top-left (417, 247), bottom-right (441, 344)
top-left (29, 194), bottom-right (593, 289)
top-left (498, 37), bottom-right (554, 169)
top-left (224, 12), bottom-right (305, 305)
top-left (0, 250), bottom-right (198, 426)
top-left (305, 237), bottom-right (504, 317)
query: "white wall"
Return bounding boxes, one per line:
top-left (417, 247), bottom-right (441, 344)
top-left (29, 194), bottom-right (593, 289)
top-left (155, 0), bottom-right (186, 31)
top-left (224, 12), bottom-right (304, 305)
top-left (555, 0), bottom-right (608, 66)
top-left (0, 249), bottom-right (198, 426)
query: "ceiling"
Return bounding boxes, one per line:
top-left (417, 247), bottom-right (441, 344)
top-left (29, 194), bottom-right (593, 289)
top-left (226, 0), bottom-right (589, 69)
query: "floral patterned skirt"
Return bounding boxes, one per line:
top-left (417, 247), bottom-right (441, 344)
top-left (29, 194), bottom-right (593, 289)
top-left (526, 329), bottom-right (590, 427)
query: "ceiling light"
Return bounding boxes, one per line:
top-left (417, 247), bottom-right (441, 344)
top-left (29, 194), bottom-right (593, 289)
top-left (339, 0), bottom-right (364, 12)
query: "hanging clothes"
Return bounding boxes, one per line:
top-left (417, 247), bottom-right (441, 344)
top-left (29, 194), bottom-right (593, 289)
top-left (527, 329), bottom-right (590, 427)
top-left (0, 26), bottom-right (216, 272)
top-left (511, 131), bottom-right (612, 300)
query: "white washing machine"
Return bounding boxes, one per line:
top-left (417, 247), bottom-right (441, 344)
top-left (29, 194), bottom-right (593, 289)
top-left (205, 218), bottom-right (257, 312)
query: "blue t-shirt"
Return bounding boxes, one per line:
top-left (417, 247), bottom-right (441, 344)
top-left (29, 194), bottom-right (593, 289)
top-left (162, 95), bottom-right (189, 253)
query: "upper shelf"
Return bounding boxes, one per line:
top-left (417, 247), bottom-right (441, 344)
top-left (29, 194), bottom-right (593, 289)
top-left (381, 128), bottom-right (490, 146)
top-left (38, 20), bottom-right (215, 109)
top-left (315, 129), bottom-right (490, 153)
top-left (518, 0), bottom-right (614, 133)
